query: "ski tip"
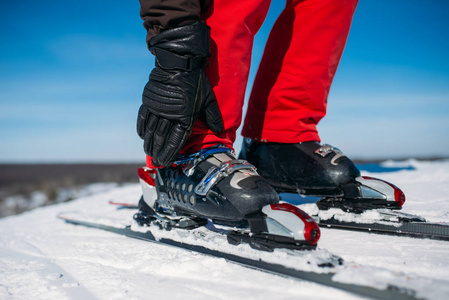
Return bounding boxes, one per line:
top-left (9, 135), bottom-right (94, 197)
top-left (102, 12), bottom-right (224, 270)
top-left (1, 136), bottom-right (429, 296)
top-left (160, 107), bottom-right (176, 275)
top-left (108, 200), bottom-right (138, 207)
top-left (56, 212), bottom-right (75, 221)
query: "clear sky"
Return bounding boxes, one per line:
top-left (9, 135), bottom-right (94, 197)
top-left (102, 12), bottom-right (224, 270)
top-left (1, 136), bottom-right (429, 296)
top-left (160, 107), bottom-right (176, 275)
top-left (1, 0), bottom-right (448, 163)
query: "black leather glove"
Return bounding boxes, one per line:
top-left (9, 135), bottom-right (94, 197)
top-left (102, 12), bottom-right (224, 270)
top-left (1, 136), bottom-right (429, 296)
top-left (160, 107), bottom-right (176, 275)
top-left (137, 21), bottom-right (224, 167)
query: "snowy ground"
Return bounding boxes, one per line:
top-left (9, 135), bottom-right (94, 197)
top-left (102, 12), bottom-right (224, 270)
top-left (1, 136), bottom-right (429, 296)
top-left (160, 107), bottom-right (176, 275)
top-left (1, 160), bottom-right (449, 300)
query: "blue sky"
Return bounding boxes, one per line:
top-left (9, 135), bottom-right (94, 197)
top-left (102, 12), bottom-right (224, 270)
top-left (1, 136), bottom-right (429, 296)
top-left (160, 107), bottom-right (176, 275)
top-left (1, 0), bottom-right (448, 162)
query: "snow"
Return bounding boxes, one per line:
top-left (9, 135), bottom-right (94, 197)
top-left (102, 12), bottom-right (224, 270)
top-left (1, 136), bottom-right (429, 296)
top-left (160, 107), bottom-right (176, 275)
top-left (1, 160), bottom-right (449, 299)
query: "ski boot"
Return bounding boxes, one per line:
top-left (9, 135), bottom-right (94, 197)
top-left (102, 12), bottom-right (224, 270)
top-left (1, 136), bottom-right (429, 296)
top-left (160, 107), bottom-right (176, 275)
top-left (135, 145), bottom-right (320, 250)
top-left (240, 139), bottom-right (406, 213)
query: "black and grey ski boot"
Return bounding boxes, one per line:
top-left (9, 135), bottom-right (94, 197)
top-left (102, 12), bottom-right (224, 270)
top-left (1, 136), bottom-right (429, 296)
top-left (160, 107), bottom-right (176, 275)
top-left (135, 145), bottom-right (321, 250)
top-left (240, 139), bottom-right (406, 212)
top-left (135, 145), bottom-right (280, 227)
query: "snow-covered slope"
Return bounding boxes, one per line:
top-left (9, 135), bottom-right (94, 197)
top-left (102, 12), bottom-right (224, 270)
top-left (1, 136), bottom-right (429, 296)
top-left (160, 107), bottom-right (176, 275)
top-left (1, 160), bottom-right (449, 300)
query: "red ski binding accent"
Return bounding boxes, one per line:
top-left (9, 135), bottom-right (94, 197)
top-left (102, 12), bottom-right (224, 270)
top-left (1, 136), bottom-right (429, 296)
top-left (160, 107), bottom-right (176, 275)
top-left (138, 167), bottom-right (156, 187)
top-left (362, 176), bottom-right (406, 207)
top-left (269, 203), bottom-right (321, 246)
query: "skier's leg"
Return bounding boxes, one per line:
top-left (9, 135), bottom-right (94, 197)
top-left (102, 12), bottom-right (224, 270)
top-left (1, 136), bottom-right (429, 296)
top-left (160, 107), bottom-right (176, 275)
top-left (240, 0), bottom-right (405, 210)
top-left (242, 0), bottom-right (358, 142)
top-left (239, 0), bottom-right (371, 198)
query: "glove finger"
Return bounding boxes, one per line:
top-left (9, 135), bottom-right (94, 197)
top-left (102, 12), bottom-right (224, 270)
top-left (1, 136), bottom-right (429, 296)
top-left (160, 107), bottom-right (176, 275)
top-left (152, 118), bottom-right (172, 163)
top-left (201, 99), bottom-right (224, 134)
top-left (201, 75), bottom-right (224, 134)
top-left (137, 105), bottom-right (149, 139)
top-left (143, 114), bottom-right (159, 157)
top-left (157, 123), bottom-right (188, 167)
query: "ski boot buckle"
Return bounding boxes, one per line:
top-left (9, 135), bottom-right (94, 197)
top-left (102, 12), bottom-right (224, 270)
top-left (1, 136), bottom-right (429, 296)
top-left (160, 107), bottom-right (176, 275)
top-left (195, 160), bottom-right (257, 195)
top-left (174, 145), bottom-right (234, 176)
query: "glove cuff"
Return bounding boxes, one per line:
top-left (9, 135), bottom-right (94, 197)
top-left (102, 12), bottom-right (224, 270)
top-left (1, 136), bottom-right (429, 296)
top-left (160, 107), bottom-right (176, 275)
top-left (149, 20), bottom-right (211, 71)
top-left (153, 48), bottom-right (205, 72)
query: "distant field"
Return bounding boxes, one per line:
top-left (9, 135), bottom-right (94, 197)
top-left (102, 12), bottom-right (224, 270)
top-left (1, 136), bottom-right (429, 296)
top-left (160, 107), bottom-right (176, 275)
top-left (0, 163), bottom-right (144, 217)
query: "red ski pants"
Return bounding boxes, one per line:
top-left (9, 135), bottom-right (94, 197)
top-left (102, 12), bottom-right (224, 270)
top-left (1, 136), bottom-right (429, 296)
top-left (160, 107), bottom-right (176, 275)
top-left (147, 0), bottom-right (358, 167)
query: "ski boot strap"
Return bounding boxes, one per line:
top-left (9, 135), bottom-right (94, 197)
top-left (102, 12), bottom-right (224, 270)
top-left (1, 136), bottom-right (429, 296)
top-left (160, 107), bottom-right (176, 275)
top-left (174, 145), bottom-right (235, 176)
top-left (174, 145), bottom-right (257, 195)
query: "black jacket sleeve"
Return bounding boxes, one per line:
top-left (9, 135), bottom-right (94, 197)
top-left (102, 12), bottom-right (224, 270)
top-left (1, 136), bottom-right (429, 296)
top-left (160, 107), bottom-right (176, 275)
top-left (139, 0), bottom-right (212, 46)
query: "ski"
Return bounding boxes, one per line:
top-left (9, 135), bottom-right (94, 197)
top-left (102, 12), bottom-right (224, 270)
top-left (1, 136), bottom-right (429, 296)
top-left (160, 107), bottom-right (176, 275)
top-left (318, 218), bottom-right (449, 240)
top-left (314, 209), bottom-right (449, 241)
top-left (277, 191), bottom-right (449, 241)
top-left (110, 198), bottom-right (449, 241)
top-left (58, 211), bottom-right (421, 300)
